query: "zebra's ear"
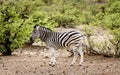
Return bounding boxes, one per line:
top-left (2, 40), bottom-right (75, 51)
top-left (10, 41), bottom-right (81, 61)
top-left (34, 24), bottom-right (39, 29)
top-left (36, 26), bottom-right (39, 30)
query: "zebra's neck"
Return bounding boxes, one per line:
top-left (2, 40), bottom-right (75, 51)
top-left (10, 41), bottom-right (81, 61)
top-left (39, 29), bottom-right (52, 42)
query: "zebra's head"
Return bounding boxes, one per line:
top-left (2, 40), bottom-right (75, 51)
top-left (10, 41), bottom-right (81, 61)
top-left (30, 25), bottom-right (40, 43)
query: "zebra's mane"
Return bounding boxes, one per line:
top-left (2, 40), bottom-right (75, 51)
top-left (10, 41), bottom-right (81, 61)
top-left (34, 25), bottom-right (53, 32)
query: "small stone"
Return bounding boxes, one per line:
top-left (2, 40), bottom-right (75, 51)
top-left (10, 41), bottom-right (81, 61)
top-left (49, 73), bottom-right (53, 75)
top-left (86, 66), bottom-right (89, 68)
top-left (44, 56), bottom-right (49, 58)
top-left (40, 65), bottom-right (43, 67)
top-left (34, 67), bottom-right (37, 70)
top-left (28, 55), bottom-right (32, 57)
top-left (16, 71), bottom-right (18, 73)
top-left (83, 67), bottom-right (86, 69)
top-left (33, 71), bottom-right (36, 73)
top-left (43, 61), bottom-right (46, 64)
top-left (90, 61), bottom-right (93, 63)
top-left (4, 67), bottom-right (8, 70)
top-left (106, 65), bottom-right (109, 68)
top-left (64, 60), bottom-right (67, 62)
top-left (43, 49), bottom-right (47, 51)
top-left (63, 71), bottom-right (65, 73)
top-left (110, 64), bottom-right (112, 66)
top-left (64, 65), bottom-right (66, 67)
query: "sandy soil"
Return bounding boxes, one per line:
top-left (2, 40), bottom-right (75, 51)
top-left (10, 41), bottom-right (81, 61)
top-left (0, 45), bottom-right (120, 75)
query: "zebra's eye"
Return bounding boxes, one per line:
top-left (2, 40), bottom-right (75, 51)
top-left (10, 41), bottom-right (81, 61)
top-left (33, 30), bottom-right (37, 33)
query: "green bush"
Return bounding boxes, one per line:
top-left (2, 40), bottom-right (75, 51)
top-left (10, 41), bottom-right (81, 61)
top-left (109, 1), bottom-right (120, 13)
top-left (79, 11), bottom-right (95, 25)
top-left (51, 12), bottom-right (77, 28)
top-left (0, 0), bottom-right (55, 55)
top-left (46, 0), bottom-right (81, 28)
top-left (0, 0), bottom-right (34, 55)
top-left (94, 0), bottom-right (120, 56)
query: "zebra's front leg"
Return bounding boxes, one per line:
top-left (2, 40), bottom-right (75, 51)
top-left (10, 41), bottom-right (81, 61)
top-left (70, 47), bottom-right (78, 66)
top-left (49, 47), bottom-right (56, 66)
top-left (78, 44), bottom-right (84, 66)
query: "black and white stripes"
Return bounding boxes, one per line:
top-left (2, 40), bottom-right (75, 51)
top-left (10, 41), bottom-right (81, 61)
top-left (30, 25), bottom-right (84, 66)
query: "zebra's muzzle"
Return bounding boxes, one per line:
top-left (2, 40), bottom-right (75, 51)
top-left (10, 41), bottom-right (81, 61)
top-left (30, 37), bottom-right (34, 44)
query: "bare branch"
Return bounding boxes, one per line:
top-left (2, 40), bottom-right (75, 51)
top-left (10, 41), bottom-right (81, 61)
top-left (0, 43), bottom-right (5, 45)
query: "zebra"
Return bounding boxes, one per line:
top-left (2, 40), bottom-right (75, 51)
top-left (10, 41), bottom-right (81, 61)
top-left (30, 25), bottom-right (84, 66)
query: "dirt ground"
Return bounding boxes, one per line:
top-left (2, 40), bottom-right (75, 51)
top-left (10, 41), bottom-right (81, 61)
top-left (0, 45), bottom-right (120, 75)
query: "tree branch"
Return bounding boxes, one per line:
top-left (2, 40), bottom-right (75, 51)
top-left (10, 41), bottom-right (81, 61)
top-left (0, 43), bottom-right (5, 45)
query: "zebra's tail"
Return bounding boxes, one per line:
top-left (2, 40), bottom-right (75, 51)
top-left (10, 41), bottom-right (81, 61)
top-left (81, 34), bottom-right (90, 48)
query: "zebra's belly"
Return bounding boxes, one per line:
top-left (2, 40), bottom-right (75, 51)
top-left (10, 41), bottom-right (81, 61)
top-left (45, 41), bottom-right (62, 49)
top-left (45, 37), bottom-right (81, 50)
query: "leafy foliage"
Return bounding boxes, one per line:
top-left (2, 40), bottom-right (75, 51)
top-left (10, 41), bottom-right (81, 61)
top-left (0, 0), bottom-right (55, 55)
top-left (93, 0), bottom-right (120, 56)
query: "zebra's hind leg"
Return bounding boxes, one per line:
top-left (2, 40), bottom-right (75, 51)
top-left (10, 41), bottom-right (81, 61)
top-left (78, 44), bottom-right (84, 66)
top-left (49, 47), bottom-right (56, 66)
top-left (70, 47), bottom-right (78, 66)
top-left (67, 49), bottom-right (73, 57)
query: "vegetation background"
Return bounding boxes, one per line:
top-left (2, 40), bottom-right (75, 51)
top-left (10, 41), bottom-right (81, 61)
top-left (0, 0), bottom-right (119, 56)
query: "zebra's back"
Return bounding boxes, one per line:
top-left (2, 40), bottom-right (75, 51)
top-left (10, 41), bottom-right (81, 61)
top-left (46, 31), bottom-right (82, 49)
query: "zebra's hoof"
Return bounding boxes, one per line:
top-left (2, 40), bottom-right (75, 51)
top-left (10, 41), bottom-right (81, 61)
top-left (49, 62), bottom-right (55, 67)
top-left (70, 64), bottom-right (73, 66)
top-left (49, 64), bottom-right (55, 67)
top-left (79, 64), bottom-right (82, 66)
top-left (70, 63), bottom-right (74, 66)
top-left (79, 63), bottom-right (82, 66)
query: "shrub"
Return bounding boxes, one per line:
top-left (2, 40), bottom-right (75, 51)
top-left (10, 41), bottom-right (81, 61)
top-left (94, 0), bottom-right (120, 56)
top-left (0, 0), bottom-right (55, 55)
